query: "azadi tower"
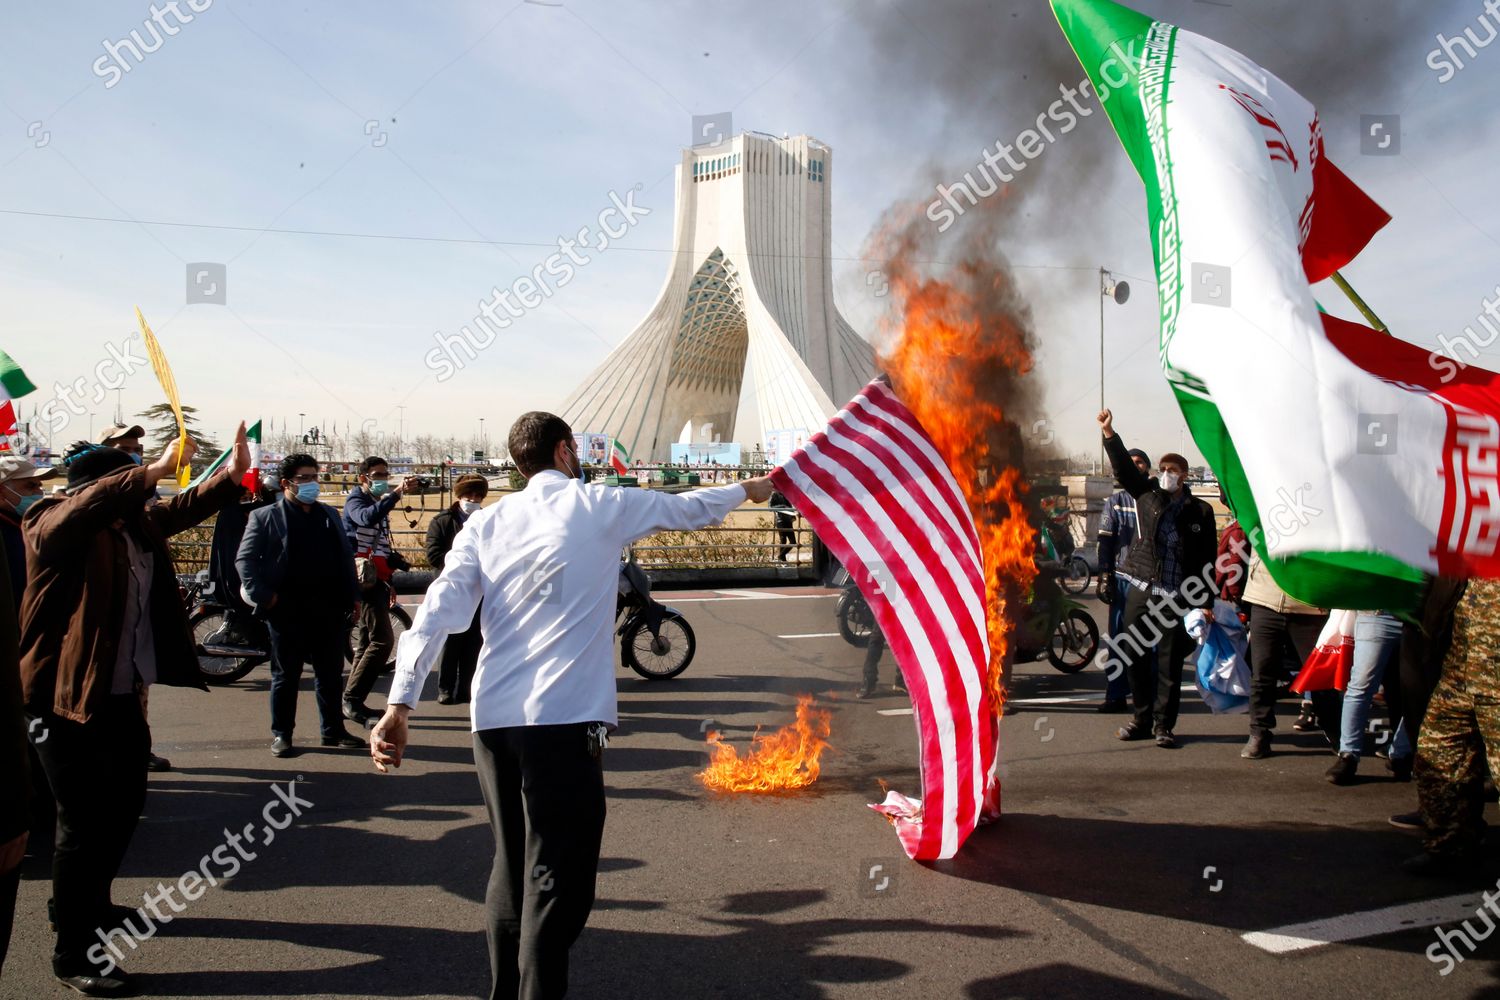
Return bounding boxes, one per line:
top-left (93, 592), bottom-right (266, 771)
top-left (561, 132), bottom-right (874, 461)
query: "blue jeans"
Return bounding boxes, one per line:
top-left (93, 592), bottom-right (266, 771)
top-left (1104, 575), bottom-right (1134, 701)
top-left (1339, 611), bottom-right (1408, 757)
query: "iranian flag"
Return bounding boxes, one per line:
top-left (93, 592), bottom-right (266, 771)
top-left (610, 438), bottom-right (631, 476)
top-left (0, 401), bottom-right (15, 453)
top-left (0, 348), bottom-right (36, 454)
top-left (188, 419), bottom-right (261, 490)
top-left (1052, 0), bottom-right (1500, 611)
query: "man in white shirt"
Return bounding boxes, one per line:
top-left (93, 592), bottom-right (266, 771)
top-left (371, 411), bottom-right (774, 1000)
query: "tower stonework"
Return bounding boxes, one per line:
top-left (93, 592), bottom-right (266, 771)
top-left (561, 133), bottom-right (874, 461)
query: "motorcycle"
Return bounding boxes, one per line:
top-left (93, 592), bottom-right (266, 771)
top-left (834, 574), bottom-right (876, 648)
top-left (617, 561), bottom-right (696, 679)
top-left (181, 570), bottom-right (412, 685)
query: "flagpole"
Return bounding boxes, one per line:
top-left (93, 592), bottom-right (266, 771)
top-left (1330, 270), bottom-right (1388, 334)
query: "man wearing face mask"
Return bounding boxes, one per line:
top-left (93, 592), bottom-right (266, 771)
top-left (425, 472), bottom-right (489, 704)
top-left (341, 456), bottom-right (417, 726)
top-left (0, 456), bottom-right (58, 600)
top-left (96, 423), bottom-right (146, 464)
top-left (237, 453), bottom-right (363, 758)
top-left (21, 427), bottom-right (249, 995)
top-left (1097, 409), bottom-right (1217, 749)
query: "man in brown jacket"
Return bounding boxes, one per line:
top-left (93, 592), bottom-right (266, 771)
top-left (21, 424), bottom-right (248, 995)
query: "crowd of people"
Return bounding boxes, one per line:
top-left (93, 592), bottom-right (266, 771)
top-left (1094, 408), bottom-right (1499, 877)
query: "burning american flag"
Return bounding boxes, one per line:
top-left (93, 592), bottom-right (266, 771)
top-left (769, 378), bottom-right (1001, 860)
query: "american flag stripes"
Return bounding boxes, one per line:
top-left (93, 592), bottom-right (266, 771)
top-left (769, 378), bottom-right (1000, 860)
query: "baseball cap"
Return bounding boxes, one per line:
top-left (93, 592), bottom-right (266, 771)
top-left (97, 423), bottom-right (146, 444)
top-left (0, 456), bottom-right (59, 486)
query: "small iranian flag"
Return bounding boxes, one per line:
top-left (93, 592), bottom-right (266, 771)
top-left (1052, 0), bottom-right (1500, 610)
top-left (187, 419), bottom-right (261, 490)
top-left (0, 348), bottom-right (36, 402)
top-left (0, 400), bottom-right (15, 453)
top-left (610, 438), bottom-right (631, 476)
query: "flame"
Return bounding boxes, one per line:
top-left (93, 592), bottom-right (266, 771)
top-left (698, 695), bottom-right (832, 792)
top-left (874, 227), bottom-right (1041, 715)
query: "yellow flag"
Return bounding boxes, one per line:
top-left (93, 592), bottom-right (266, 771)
top-left (134, 306), bottom-right (191, 487)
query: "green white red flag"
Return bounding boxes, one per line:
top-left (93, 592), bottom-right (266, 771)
top-left (187, 419), bottom-right (261, 490)
top-left (1052, 0), bottom-right (1500, 610)
top-left (610, 438), bottom-right (631, 476)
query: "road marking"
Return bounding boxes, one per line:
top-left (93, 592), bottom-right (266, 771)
top-left (876, 708), bottom-right (914, 716)
top-left (669, 592), bottom-right (836, 604)
top-left (1242, 890), bottom-right (1494, 953)
top-left (1009, 695), bottom-right (1097, 705)
top-left (777, 632), bottom-right (841, 639)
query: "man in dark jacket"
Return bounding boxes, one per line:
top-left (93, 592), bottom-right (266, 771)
top-left (1, 529), bottom-right (27, 978)
top-left (1097, 447), bottom-right (1150, 713)
top-left (425, 473), bottom-right (487, 703)
top-left (204, 474), bottom-right (278, 651)
top-left (237, 453), bottom-right (363, 758)
top-left (341, 456), bottom-right (416, 725)
top-left (21, 427), bottom-right (248, 995)
top-left (1097, 409), bottom-right (1217, 748)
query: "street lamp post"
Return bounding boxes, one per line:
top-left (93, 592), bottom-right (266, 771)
top-left (298, 413), bottom-right (306, 442)
top-left (479, 417), bottom-right (485, 460)
top-left (1099, 268), bottom-right (1130, 474)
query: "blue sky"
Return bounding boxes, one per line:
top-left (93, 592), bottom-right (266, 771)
top-left (2, 0), bottom-right (1494, 466)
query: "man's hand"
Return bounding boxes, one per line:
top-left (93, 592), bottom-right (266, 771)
top-left (371, 704), bottom-right (410, 772)
top-left (224, 421), bottom-right (250, 482)
top-left (742, 476), bottom-right (775, 503)
top-left (392, 476), bottom-right (419, 497)
top-left (1097, 409), bottom-right (1115, 439)
top-left (145, 434), bottom-right (197, 489)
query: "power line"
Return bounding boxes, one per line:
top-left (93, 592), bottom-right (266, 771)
top-left (0, 206), bottom-right (1156, 282)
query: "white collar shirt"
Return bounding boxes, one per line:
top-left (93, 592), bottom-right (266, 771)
top-left (388, 470), bottom-right (747, 730)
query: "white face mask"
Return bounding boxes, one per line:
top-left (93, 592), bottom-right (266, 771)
top-left (458, 499), bottom-right (482, 515)
top-left (1159, 470), bottom-right (1181, 493)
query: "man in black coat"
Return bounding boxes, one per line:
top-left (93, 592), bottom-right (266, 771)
top-left (425, 473), bottom-right (487, 703)
top-left (1097, 409), bottom-right (1217, 748)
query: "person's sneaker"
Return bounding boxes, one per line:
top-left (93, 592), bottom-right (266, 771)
top-left (54, 967), bottom-right (137, 996)
top-left (342, 700), bottom-right (373, 726)
top-left (146, 752), bottom-right (172, 772)
top-left (1387, 755), bottom-right (1414, 782)
top-left (1097, 699), bottom-right (1129, 714)
top-left (1154, 729), bottom-right (1178, 749)
top-left (321, 731), bottom-right (367, 749)
top-left (1388, 811), bottom-right (1427, 833)
top-left (436, 692), bottom-right (457, 705)
top-left (1326, 752), bottom-right (1359, 785)
top-left (1116, 725), bottom-right (1151, 742)
top-left (202, 623), bottom-right (265, 655)
top-left (1241, 732), bottom-right (1272, 759)
top-left (855, 685), bottom-right (877, 700)
top-left (1402, 849), bottom-right (1481, 878)
top-left (1292, 705), bottom-right (1318, 732)
top-left (270, 736), bottom-right (295, 758)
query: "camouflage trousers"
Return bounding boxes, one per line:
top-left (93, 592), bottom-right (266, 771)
top-left (1415, 651), bottom-right (1499, 856)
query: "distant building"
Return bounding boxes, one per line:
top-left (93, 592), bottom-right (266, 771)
top-left (561, 132), bottom-right (874, 461)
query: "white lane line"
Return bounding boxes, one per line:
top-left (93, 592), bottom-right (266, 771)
top-left (667, 592), bottom-right (837, 604)
top-left (877, 708), bottom-right (915, 716)
top-left (777, 632), bottom-right (842, 639)
top-left (1242, 890), bottom-right (1494, 953)
top-left (1008, 695), bottom-right (1098, 705)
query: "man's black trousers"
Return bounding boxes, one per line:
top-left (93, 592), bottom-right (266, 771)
top-left (1118, 586), bottom-right (1196, 734)
top-left (28, 694), bottom-right (148, 975)
top-left (473, 722), bottom-right (605, 1000)
top-left (1247, 605), bottom-right (1339, 739)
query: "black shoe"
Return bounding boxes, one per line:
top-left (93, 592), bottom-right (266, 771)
top-left (1402, 849), bottom-right (1481, 877)
top-left (321, 731), bottom-right (367, 749)
top-left (436, 692), bottom-right (456, 705)
top-left (342, 701), bottom-right (373, 726)
top-left (855, 686), bottom-right (877, 700)
top-left (1116, 725), bottom-right (1151, 742)
top-left (892, 681), bottom-right (908, 694)
top-left (1292, 705), bottom-right (1318, 732)
top-left (270, 736), bottom-right (295, 758)
top-left (202, 624), bottom-right (266, 656)
top-left (1387, 755), bottom-right (1414, 782)
top-left (1154, 729), bottom-right (1179, 749)
top-left (1388, 811), bottom-right (1426, 833)
top-left (1326, 752), bottom-right (1359, 785)
top-left (1241, 732), bottom-right (1271, 759)
top-left (146, 752), bottom-right (172, 772)
top-left (54, 966), bottom-right (137, 996)
top-left (1097, 699), bottom-right (1129, 714)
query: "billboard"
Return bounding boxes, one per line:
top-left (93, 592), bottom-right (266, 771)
top-left (670, 441), bottom-right (743, 466)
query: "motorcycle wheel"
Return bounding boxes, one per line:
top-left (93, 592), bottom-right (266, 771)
top-left (189, 608), bottom-right (266, 685)
top-left (1047, 608), bottom-right (1100, 673)
top-left (836, 591), bottom-right (874, 648)
top-left (1059, 555), bottom-right (1091, 595)
top-left (623, 611), bottom-right (696, 680)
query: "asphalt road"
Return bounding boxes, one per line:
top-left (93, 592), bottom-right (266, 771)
top-left (9, 587), bottom-right (1500, 999)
